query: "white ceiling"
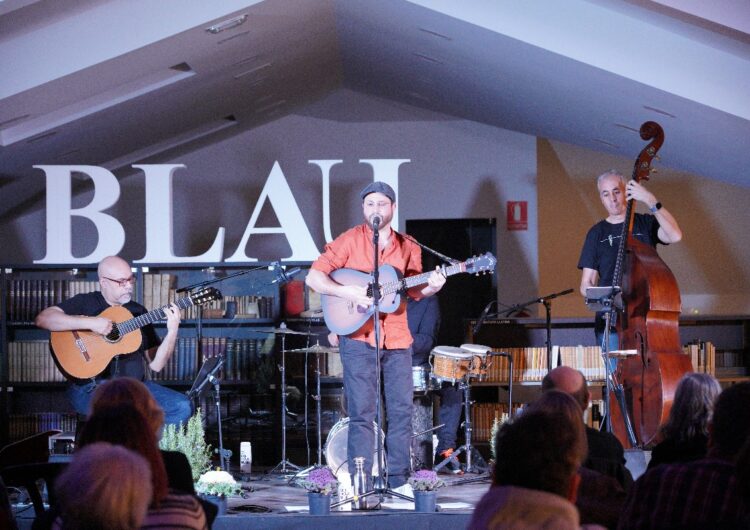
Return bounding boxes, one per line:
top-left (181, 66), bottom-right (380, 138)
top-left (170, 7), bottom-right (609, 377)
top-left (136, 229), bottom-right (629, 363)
top-left (1, 0), bottom-right (748, 219)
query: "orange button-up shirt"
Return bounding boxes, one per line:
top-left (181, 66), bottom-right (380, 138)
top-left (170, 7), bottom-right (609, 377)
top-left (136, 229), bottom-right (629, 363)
top-left (311, 223), bottom-right (423, 349)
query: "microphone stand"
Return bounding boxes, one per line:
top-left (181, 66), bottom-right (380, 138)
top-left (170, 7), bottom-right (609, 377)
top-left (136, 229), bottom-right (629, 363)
top-left (495, 288), bottom-right (575, 373)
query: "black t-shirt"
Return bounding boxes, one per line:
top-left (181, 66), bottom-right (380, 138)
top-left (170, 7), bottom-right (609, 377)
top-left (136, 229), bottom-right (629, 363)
top-left (56, 291), bottom-right (161, 381)
top-left (577, 213), bottom-right (663, 287)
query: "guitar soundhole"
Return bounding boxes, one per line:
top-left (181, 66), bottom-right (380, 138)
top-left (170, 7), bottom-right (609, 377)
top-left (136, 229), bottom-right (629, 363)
top-left (105, 326), bottom-right (121, 343)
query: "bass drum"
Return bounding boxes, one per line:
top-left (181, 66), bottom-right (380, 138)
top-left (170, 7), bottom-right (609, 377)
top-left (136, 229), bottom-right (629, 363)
top-left (324, 417), bottom-right (385, 477)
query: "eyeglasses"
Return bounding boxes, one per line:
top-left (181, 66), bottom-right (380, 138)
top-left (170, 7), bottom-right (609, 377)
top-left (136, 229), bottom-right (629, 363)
top-left (102, 276), bottom-right (136, 287)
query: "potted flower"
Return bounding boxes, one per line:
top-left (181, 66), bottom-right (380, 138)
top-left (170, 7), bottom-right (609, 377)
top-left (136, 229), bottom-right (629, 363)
top-left (195, 468), bottom-right (241, 515)
top-left (299, 466), bottom-right (338, 515)
top-left (408, 469), bottom-right (445, 513)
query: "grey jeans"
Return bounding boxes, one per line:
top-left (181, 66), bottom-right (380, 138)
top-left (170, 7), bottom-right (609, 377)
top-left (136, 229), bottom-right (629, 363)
top-left (339, 336), bottom-right (413, 488)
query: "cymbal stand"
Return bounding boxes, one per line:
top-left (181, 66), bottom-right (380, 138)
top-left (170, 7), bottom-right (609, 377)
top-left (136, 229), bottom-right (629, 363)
top-left (289, 343), bottom-right (325, 484)
top-left (270, 329), bottom-right (301, 474)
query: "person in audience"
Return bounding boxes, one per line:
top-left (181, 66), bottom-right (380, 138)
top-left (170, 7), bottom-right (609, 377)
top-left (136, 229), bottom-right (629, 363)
top-left (647, 372), bottom-right (721, 469)
top-left (528, 390), bottom-right (627, 529)
top-left (542, 365), bottom-right (633, 489)
top-left (52, 443), bottom-right (152, 530)
top-left (77, 405), bottom-right (208, 529)
top-left (89, 377), bottom-right (195, 494)
top-left (467, 400), bottom-right (588, 529)
top-left (618, 381), bottom-right (750, 530)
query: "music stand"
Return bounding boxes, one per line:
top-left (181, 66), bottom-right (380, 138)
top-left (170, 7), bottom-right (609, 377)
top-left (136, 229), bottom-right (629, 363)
top-left (585, 286), bottom-right (637, 445)
top-left (188, 354), bottom-right (231, 470)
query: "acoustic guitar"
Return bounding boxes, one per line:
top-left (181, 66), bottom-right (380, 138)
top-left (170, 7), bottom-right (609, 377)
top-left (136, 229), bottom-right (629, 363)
top-left (321, 253), bottom-right (497, 335)
top-left (50, 287), bottom-right (222, 379)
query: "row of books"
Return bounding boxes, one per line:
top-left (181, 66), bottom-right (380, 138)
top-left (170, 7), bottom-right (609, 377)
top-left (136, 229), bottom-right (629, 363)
top-left (7, 413), bottom-right (78, 442)
top-left (4, 274), bottom-right (277, 324)
top-left (189, 294), bottom-right (276, 320)
top-left (472, 345), bottom-right (606, 383)
top-left (471, 399), bottom-right (605, 443)
top-left (5, 278), bottom-right (100, 323)
top-left (685, 341), bottom-right (747, 377)
top-left (7, 340), bottom-right (65, 382)
top-left (150, 336), bottom-right (276, 383)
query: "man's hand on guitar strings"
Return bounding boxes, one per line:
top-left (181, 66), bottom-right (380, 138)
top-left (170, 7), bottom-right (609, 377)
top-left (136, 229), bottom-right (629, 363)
top-left (163, 303), bottom-right (181, 332)
top-left (90, 316), bottom-right (114, 336)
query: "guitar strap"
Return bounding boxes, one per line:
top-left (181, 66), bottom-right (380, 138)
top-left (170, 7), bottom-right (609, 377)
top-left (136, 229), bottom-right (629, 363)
top-left (400, 232), bottom-right (460, 266)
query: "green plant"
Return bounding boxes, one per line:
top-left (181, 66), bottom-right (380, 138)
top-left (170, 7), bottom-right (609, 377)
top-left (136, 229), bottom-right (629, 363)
top-left (159, 408), bottom-right (212, 482)
top-left (196, 469), bottom-right (241, 497)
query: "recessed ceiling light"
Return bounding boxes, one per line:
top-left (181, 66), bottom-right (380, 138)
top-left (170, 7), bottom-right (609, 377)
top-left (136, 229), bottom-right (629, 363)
top-left (255, 100), bottom-right (286, 114)
top-left (413, 52), bottom-right (443, 65)
top-left (206, 14), bottom-right (248, 34)
top-left (614, 123), bottom-right (639, 133)
top-left (593, 138), bottom-right (619, 148)
top-left (643, 105), bottom-right (676, 118)
top-left (217, 30), bottom-right (251, 45)
top-left (418, 27), bottom-right (452, 41)
top-left (407, 91), bottom-right (431, 102)
top-left (26, 131), bottom-right (58, 144)
top-left (0, 114), bottom-right (30, 128)
top-left (233, 62), bottom-right (272, 79)
top-left (232, 55), bottom-right (261, 67)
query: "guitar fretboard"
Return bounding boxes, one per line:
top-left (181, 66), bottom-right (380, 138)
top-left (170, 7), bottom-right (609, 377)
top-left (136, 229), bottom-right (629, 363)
top-left (379, 262), bottom-right (467, 295)
top-left (115, 296), bottom-right (196, 335)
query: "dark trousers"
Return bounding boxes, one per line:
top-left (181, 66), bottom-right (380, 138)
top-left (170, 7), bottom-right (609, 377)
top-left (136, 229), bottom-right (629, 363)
top-left (340, 336), bottom-right (413, 488)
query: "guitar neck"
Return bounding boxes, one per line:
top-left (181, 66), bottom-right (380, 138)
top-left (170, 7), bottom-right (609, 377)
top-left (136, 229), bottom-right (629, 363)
top-left (116, 296), bottom-right (195, 335)
top-left (381, 262), bottom-right (467, 295)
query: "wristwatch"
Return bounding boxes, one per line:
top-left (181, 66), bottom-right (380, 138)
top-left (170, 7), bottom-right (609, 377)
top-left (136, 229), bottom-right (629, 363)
top-left (650, 202), bottom-right (662, 213)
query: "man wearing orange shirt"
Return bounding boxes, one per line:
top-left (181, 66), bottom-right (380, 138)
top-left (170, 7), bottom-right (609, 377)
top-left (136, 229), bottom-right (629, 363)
top-left (306, 181), bottom-right (445, 489)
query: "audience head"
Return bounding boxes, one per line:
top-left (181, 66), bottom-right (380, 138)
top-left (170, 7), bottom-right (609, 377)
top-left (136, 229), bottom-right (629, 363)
top-left (78, 403), bottom-right (168, 502)
top-left (55, 442), bottom-right (152, 530)
top-left (661, 372), bottom-right (721, 443)
top-left (90, 377), bottom-right (165, 435)
top-left (493, 402), bottom-right (587, 500)
top-left (708, 381), bottom-right (750, 461)
top-left (541, 366), bottom-right (590, 412)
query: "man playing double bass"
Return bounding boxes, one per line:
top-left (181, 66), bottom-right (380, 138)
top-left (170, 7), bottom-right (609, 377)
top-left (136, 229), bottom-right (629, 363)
top-left (578, 169), bottom-right (683, 350)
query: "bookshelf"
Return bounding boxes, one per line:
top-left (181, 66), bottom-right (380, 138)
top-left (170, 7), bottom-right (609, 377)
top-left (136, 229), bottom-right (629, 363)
top-left (463, 316), bottom-right (750, 445)
top-left (0, 263), bottom-right (288, 447)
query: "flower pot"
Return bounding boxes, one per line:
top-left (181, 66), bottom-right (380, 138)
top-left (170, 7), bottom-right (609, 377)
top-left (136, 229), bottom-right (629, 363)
top-left (413, 490), bottom-right (437, 513)
top-left (308, 492), bottom-right (332, 515)
top-left (201, 494), bottom-right (228, 516)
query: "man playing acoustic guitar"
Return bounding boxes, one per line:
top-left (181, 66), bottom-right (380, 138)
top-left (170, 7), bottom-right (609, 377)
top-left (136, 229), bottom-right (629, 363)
top-left (35, 255), bottom-right (192, 425)
top-left (306, 181), bottom-right (445, 490)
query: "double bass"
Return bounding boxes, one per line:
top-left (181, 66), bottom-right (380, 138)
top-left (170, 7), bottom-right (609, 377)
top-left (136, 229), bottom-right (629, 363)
top-left (608, 121), bottom-right (692, 449)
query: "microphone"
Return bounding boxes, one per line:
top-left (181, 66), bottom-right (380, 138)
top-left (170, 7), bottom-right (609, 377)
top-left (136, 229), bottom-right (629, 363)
top-left (370, 214), bottom-right (382, 228)
top-left (271, 263), bottom-right (302, 284)
top-left (472, 300), bottom-right (497, 336)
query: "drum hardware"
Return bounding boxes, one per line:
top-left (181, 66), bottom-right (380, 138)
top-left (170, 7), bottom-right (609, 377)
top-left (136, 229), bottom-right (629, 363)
top-left (430, 345), bottom-right (513, 476)
top-left (265, 323), bottom-right (302, 475)
top-left (324, 418), bottom-right (385, 477)
top-left (287, 342), bottom-right (339, 483)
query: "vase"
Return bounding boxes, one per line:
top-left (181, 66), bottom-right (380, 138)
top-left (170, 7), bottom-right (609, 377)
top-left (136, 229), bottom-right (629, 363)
top-left (308, 492), bottom-right (332, 515)
top-left (413, 490), bottom-right (437, 513)
top-left (202, 494), bottom-right (228, 516)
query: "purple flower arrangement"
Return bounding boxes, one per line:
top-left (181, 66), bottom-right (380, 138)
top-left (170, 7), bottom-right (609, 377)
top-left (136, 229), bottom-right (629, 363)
top-left (300, 466), bottom-right (339, 495)
top-left (408, 469), bottom-right (445, 491)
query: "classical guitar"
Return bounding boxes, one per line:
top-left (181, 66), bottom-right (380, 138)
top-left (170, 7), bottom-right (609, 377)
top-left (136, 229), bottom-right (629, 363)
top-left (321, 253), bottom-right (497, 335)
top-left (50, 287), bottom-right (222, 379)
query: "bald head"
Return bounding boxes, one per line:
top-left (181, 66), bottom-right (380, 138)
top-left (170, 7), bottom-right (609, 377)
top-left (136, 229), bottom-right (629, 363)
top-left (98, 256), bottom-right (130, 278)
top-left (542, 366), bottom-right (590, 412)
